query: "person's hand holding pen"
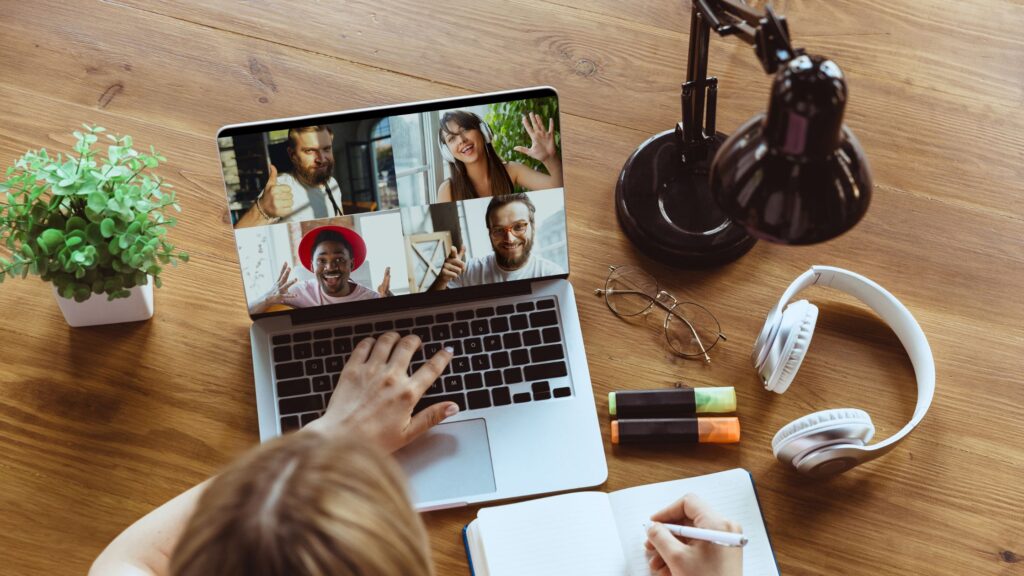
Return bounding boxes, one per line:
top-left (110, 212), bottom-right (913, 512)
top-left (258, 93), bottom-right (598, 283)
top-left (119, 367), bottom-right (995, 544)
top-left (644, 494), bottom-right (743, 576)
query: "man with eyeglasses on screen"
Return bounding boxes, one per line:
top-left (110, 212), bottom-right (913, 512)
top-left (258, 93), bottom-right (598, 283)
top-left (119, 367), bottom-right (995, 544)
top-left (430, 193), bottom-right (564, 291)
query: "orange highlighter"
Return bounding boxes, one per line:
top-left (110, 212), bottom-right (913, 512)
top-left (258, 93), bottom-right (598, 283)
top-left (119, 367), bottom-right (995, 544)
top-left (611, 417), bottom-right (740, 444)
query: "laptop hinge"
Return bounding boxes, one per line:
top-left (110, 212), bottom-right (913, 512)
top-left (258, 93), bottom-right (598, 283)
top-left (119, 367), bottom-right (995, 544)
top-left (287, 279), bottom-right (538, 326)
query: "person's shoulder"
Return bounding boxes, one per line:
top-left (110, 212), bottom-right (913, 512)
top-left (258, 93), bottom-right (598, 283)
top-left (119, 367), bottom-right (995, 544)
top-left (437, 179), bottom-right (452, 202)
top-left (534, 256), bottom-right (566, 275)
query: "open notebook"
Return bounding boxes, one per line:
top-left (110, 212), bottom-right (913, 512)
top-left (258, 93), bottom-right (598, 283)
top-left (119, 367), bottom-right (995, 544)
top-left (462, 468), bottom-right (779, 576)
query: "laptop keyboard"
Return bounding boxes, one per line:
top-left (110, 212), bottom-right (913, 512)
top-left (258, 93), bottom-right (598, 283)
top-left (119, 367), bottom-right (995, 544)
top-left (269, 297), bottom-right (571, 433)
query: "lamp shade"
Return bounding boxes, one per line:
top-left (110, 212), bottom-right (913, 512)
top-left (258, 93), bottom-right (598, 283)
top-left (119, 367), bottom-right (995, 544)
top-left (710, 55), bottom-right (872, 244)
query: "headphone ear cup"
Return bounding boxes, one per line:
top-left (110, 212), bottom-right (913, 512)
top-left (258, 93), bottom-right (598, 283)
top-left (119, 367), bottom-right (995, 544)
top-left (764, 300), bottom-right (818, 394)
top-left (772, 408), bottom-right (875, 464)
top-left (441, 143), bottom-right (454, 163)
top-left (479, 121), bottom-right (493, 143)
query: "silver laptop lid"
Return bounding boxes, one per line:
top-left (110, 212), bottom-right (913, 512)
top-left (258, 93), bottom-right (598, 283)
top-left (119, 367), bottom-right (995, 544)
top-left (215, 87), bottom-right (570, 322)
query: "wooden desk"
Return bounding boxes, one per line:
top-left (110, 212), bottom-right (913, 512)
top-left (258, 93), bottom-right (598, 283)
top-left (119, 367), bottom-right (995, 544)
top-left (1, 1), bottom-right (1021, 574)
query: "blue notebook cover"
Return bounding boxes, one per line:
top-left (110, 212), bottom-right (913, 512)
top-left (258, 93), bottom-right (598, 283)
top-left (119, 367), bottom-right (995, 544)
top-left (462, 524), bottom-right (475, 576)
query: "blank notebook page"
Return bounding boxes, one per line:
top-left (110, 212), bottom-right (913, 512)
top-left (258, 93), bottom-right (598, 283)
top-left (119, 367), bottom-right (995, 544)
top-left (608, 468), bottom-right (780, 576)
top-left (476, 491), bottom-right (628, 576)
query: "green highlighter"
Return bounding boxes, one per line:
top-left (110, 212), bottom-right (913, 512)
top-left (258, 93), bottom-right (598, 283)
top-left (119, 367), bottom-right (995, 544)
top-left (609, 387), bottom-right (736, 418)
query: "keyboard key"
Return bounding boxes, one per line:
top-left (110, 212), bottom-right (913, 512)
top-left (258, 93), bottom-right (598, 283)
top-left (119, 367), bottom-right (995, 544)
top-left (313, 329), bottom-right (332, 340)
top-left (542, 327), bottom-right (561, 344)
top-left (301, 412), bottom-right (320, 426)
top-left (483, 335), bottom-right (502, 352)
top-left (524, 361), bottom-right (568, 382)
top-left (395, 318), bottom-right (414, 328)
top-left (326, 356), bottom-right (344, 372)
top-left (280, 415), bottom-right (300, 432)
top-left (375, 320), bottom-right (394, 331)
top-left (412, 349), bottom-right (424, 362)
top-left (532, 381), bottom-right (551, 395)
top-left (411, 361), bottom-right (425, 374)
top-left (452, 356), bottom-right (471, 373)
top-left (352, 323), bottom-right (372, 334)
top-left (334, 326), bottom-right (353, 336)
top-left (502, 332), bottom-right (522, 349)
top-left (516, 302), bottom-right (536, 312)
top-left (444, 340), bottom-right (463, 356)
top-left (456, 309), bottom-right (475, 320)
top-left (444, 375), bottom-right (464, 392)
top-left (534, 390), bottom-right (552, 401)
top-left (471, 354), bottom-right (490, 371)
top-left (491, 351), bottom-right (510, 368)
top-left (522, 329), bottom-right (542, 346)
top-left (415, 315), bottom-right (434, 326)
top-left (475, 306), bottom-right (495, 317)
top-left (312, 375), bottom-right (333, 392)
top-left (333, 338), bottom-right (352, 355)
top-left (530, 310), bottom-right (558, 327)
top-left (293, 331), bottom-right (312, 342)
top-left (471, 319), bottom-right (490, 335)
top-left (536, 298), bottom-right (556, 309)
top-left (492, 387), bottom-right (512, 406)
top-left (313, 340), bottom-right (332, 357)
top-left (513, 392), bottom-right (532, 404)
top-left (273, 346), bottom-right (292, 363)
top-left (452, 322), bottom-right (470, 338)
top-left (496, 304), bottom-right (515, 315)
top-left (467, 390), bottom-right (492, 410)
top-left (424, 342), bottom-right (441, 357)
top-left (436, 312), bottom-right (454, 323)
top-left (305, 359), bottom-right (324, 375)
top-left (490, 317), bottom-right (510, 333)
top-left (511, 349), bottom-right (530, 366)
top-left (414, 392), bottom-right (465, 414)
top-left (510, 314), bottom-right (529, 330)
top-left (553, 387), bottom-right (572, 398)
top-left (275, 361), bottom-right (304, 380)
top-left (293, 343), bottom-right (313, 360)
top-left (425, 378), bottom-right (443, 396)
top-left (412, 327), bottom-right (431, 341)
top-left (484, 370), bottom-right (503, 387)
top-left (464, 373), bottom-right (484, 389)
top-left (279, 394), bottom-right (323, 415)
top-left (531, 344), bottom-right (565, 363)
top-left (277, 378), bottom-right (310, 398)
top-left (272, 334), bottom-right (291, 345)
top-left (464, 337), bottom-right (482, 354)
top-left (503, 367), bottom-right (524, 384)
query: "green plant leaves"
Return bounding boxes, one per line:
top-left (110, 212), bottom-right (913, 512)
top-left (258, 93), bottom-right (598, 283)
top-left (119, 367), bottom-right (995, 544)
top-left (37, 229), bottom-right (64, 253)
top-left (100, 218), bottom-right (116, 238)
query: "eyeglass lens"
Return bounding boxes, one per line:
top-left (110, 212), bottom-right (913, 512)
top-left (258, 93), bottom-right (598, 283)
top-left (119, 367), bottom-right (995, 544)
top-left (604, 265), bottom-right (659, 316)
top-left (665, 302), bottom-right (721, 357)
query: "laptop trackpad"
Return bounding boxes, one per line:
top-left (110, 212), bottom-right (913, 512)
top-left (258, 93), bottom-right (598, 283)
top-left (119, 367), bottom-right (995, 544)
top-left (395, 418), bottom-right (496, 506)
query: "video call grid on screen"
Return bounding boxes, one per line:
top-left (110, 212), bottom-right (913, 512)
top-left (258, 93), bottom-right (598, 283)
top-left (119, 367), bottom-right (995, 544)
top-left (216, 88), bottom-right (570, 318)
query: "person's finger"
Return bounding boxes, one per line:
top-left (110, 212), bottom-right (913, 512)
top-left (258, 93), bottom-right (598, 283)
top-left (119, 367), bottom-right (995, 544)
top-left (276, 260), bottom-right (289, 283)
top-left (411, 346), bottom-right (454, 394)
top-left (652, 493), bottom-right (727, 530)
top-left (265, 162), bottom-right (278, 190)
top-left (448, 245), bottom-right (457, 260)
top-left (513, 145), bottom-right (531, 157)
top-left (280, 292), bottom-right (298, 299)
top-left (369, 332), bottom-right (401, 365)
top-left (532, 112), bottom-right (545, 134)
top-left (282, 277), bottom-right (299, 291)
top-left (521, 113), bottom-right (535, 137)
top-left (349, 336), bottom-right (376, 364)
top-left (458, 244), bottom-right (466, 258)
top-left (646, 523), bottom-right (690, 568)
top-left (648, 550), bottom-right (667, 572)
top-left (387, 334), bottom-right (421, 369)
top-left (404, 401), bottom-right (459, 443)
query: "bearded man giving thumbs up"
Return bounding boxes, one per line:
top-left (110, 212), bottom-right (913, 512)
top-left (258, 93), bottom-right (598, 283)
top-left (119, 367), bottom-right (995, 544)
top-left (235, 126), bottom-right (345, 228)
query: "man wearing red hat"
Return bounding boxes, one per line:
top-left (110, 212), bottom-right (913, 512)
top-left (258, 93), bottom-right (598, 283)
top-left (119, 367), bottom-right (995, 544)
top-left (249, 226), bottom-right (390, 314)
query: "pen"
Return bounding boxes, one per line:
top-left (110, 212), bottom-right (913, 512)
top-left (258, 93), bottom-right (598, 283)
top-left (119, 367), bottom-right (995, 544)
top-left (642, 521), bottom-right (748, 547)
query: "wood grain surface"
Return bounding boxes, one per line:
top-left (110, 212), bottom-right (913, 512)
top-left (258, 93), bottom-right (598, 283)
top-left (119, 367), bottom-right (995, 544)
top-left (1, 1), bottom-right (1022, 574)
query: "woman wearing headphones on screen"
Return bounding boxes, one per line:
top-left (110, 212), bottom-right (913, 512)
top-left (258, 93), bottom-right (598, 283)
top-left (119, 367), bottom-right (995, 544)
top-left (436, 110), bottom-right (563, 202)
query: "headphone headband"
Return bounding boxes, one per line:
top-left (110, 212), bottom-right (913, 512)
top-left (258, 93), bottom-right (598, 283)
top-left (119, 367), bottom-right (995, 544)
top-left (768, 266), bottom-right (935, 455)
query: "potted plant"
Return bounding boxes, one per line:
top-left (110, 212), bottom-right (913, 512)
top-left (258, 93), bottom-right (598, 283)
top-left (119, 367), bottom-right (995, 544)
top-left (0, 124), bottom-right (188, 327)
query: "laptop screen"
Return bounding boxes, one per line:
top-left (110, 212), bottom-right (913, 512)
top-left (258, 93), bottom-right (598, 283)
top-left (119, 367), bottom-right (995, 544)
top-left (216, 88), bottom-right (569, 319)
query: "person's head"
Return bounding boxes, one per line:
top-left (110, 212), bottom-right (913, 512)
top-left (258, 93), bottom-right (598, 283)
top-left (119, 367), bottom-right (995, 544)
top-left (485, 193), bottom-right (536, 270)
top-left (311, 229), bottom-right (354, 296)
top-left (288, 126), bottom-right (335, 187)
top-left (438, 111), bottom-right (514, 201)
top-left (169, 430), bottom-right (433, 576)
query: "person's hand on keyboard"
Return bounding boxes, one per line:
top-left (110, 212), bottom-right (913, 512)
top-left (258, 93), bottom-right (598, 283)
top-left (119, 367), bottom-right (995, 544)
top-left (308, 332), bottom-right (458, 453)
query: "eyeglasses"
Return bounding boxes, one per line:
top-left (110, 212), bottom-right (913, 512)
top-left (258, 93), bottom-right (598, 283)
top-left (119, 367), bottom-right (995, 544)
top-left (489, 220), bottom-right (531, 239)
top-left (594, 265), bottom-right (725, 363)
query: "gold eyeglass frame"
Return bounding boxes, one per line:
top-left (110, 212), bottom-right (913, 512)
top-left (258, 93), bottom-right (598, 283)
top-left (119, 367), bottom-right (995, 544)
top-left (594, 265), bottom-right (726, 363)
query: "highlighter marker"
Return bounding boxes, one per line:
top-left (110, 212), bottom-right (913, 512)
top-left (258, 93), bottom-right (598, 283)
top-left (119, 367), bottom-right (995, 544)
top-left (608, 387), bottom-right (736, 419)
top-left (610, 417), bottom-right (740, 444)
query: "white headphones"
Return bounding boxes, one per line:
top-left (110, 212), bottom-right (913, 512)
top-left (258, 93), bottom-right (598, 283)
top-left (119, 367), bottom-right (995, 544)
top-left (440, 116), bottom-right (493, 163)
top-left (753, 266), bottom-right (935, 477)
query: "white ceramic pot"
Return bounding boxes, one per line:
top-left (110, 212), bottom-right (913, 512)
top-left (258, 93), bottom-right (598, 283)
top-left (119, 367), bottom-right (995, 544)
top-left (53, 276), bottom-right (154, 327)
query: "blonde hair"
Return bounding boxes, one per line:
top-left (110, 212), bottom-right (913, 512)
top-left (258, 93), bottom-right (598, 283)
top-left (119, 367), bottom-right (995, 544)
top-left (169, 431), bottom-right (433, 576)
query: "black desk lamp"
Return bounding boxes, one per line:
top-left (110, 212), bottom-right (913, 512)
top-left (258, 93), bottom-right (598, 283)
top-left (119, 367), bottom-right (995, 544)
top-left (616, 0), bottom-right (872, 266)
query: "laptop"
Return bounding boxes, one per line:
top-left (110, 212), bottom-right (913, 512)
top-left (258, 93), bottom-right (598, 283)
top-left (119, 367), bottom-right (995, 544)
top-left (216, 86), bottom-right (606, 511)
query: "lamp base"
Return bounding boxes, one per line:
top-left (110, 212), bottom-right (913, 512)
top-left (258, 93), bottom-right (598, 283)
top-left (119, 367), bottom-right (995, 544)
top-left (615, 129), bottom-right (756, 267)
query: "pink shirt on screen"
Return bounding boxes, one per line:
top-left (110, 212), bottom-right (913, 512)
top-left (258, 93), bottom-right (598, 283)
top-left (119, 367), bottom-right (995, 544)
top-left (288, 278), bottom-right (380, 308)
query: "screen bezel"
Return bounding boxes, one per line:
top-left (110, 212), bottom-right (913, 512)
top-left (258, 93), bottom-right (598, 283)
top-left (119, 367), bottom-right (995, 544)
top-left (216, 86), bottom-right (569, 323)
